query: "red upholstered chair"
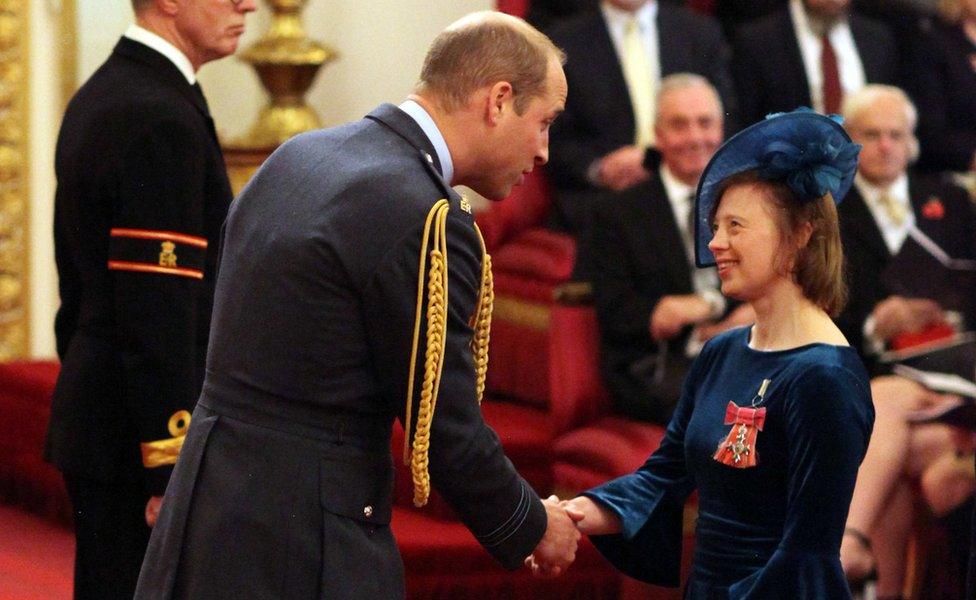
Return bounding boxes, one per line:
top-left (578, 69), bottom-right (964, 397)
top-left (473, 169), bottom-right (668, 492)
top-left (496, 0), bottom-right (530, 18)
top-left (474, 168), bottom-right (698, 598)
top-left (0, 361), bottom-right (71, 526)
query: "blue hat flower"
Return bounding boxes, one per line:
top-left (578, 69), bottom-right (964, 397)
top-left (694, 108), bottom-right (861, 267)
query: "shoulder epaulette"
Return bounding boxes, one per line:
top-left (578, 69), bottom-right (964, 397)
top-left (403, 200), bottom-right (494, 507)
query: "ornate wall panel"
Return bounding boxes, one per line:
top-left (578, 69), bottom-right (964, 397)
top-left (0, 0), bottom-right (27, 358)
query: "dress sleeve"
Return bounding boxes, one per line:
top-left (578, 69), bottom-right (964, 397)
top-left (580, 344), bottom-right (708, 586)
top-left (728, 364), bottom-right (874, 599)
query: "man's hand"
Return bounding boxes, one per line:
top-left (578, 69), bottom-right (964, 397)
top-left (525, 495), bottom-right (582, 577)
top-left (145, 495), bottom-right (163, 527)
top-left (871, 296), bottom-right (945, 342)
top-left (597, 146), bottom-right (650, 191)
top-left (650, 294), bottom-right (712, 341)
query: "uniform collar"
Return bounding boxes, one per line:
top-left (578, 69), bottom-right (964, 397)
top-left (398, 99), bottom-right (454, 185)
top-left (124, 24), bottom-right (196, 85)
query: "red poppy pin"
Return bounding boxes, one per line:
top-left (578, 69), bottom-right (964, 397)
top-left (922, 197), bottom-right (945, 220)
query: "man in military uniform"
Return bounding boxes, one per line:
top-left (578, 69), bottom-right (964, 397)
top-left (45, 1), bottom-right (256, 598)
top-left (135, 11), bottom-right (580, 599)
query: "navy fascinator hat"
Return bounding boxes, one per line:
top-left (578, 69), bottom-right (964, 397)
top-left (694, 108), bottom-right (861, 267)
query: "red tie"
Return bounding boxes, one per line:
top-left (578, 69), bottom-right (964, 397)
top-left (820, 33), bottom-right (842, 114)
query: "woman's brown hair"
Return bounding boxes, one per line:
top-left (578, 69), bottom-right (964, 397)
top-left (712, 171), bottom-right (848, 316)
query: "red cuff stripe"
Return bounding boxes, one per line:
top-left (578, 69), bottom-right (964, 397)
top-left (108, 260), bottom-right (204, 279)
top-left (110, 228), bottom-right (208, 248)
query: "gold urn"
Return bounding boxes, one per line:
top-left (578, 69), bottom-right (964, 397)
top-left (224, 0), bottom-right (337, 191)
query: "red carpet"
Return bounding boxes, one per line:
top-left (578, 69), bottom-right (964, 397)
top-left (0, 504), bottom-right (73, 600)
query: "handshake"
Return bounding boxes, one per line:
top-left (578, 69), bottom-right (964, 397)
top-left (524, 495), bottom-right (621, 578)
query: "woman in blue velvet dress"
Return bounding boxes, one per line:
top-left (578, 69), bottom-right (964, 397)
top-left (560, 110), bottom-right (875, 598)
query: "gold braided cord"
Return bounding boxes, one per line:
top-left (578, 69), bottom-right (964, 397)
top-left (407, 201), bottom-right (451, 507)
top-left (403, 199), bottom-right (449, 466)
top-left (471, 224), bottom-right (493, 405)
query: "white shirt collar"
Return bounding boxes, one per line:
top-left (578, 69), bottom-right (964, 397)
top-left (659, 165), bottom-right (720, 298)
top-left (854, 172), bottom-right (913, 253)
top-left (659, 164), bottom-right (695, 206)
top-left (788, 0), bottom-right (865, 114)
top-left (124, 24), bottom-right (196, 85)
top-left (398, 100), bottom-right (454, 185)
top-left (660, 164), bottom-right (696, 251)
top-left (600, 0), bottom-right (657, 35)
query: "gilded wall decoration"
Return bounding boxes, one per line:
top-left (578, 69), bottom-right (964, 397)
top-left (0, 0), bottom-right (27, 358)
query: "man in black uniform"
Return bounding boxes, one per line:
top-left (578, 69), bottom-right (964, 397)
top-left (135, 11), bottom-right (580, 599)
top-left (45, 1), bottom-right (255, 597)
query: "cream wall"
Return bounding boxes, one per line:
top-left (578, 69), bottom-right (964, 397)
top-left (29, 0), bottom-right (491, 358)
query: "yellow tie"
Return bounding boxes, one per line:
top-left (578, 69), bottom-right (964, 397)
top-left (621, 17), bottom-right (655, 148)
top-left (877, 191), bottom-right (907, 226)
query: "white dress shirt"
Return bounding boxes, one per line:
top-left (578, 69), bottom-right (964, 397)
top-left (601, 1), bottom-right (661, 125)
top-left (854, 173), bottom-right (914, 255)
top-left (788, 0), bottom-right (866, 114)
top-left (124, 24), bottom-right (196, 85)
top-left (659, 165), bottom-right (725, 320)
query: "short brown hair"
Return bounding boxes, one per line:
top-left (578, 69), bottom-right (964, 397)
top-left (714, 171), bottom-right (847, 316)
top-left (417, 11), bottom-right (565, 114)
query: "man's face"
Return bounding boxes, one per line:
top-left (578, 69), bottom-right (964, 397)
top-left (607, 0), bottom-right (650, 12)
top-left (802, 0), bottom-right (850, 20)
top-left (847, 97), bottom-right (913, 188)
top-left (175, 0), bottom-right (257, 69)
top-left (474, 57), bottom-right (568, 200)
top-left (655, 84), bottom-right (723, 185)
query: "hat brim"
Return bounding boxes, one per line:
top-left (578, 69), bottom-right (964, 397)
top-left (694, 111), bottom-right (857, 267)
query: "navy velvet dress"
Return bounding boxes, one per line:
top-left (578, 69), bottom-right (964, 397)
top-left (584, 327), bottom-right (874, 598)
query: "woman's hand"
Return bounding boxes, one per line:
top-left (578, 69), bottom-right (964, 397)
top-left (560, 496), bottom-right (622, 536)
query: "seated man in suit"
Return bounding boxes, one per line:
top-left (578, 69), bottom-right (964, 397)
top-left (546, 0), bottom-right (736, 277)
top-left (837, 85), bottom-right (976, 597)
top-left (733, 0), bottom-right (897, 126)
top-left (836, 84), bottom-right (976, 361)
top-left (591, 73), bottom-right (753, 425)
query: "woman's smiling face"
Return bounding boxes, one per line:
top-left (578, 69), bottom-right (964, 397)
top-left (707, 182), bottom-right (789, 302)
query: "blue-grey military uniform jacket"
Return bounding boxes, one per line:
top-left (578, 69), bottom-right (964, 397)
top-left (135, 104), bottom-right (547, 599)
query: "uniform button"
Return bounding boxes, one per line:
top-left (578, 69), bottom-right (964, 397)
top-left (363, 505), bottom-right (373, 518)
top-left (424, 153), bottom-right (433, 164)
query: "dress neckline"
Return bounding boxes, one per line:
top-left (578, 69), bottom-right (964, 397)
top-left (742, 326), bottom-right (853, 356)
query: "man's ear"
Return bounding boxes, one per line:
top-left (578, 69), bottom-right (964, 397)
top-left (155, 0), bottom-right (180, 17)
top-left (485, 81), bottom-right (514, 125)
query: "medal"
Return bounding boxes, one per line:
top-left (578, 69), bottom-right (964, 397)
top-left (713, 379), bottom-right (771, 469)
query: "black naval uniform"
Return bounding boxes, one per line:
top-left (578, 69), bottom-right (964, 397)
top-left (45, 37), bottom-right (232, 599)
top-left (135, 104), bottom-right (548, 599)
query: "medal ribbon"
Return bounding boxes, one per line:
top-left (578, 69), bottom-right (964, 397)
top-left (712, 401), bottom-right (767, 468)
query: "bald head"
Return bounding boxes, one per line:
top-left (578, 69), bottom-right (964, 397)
top-left (416, 11), bottom-right (565, 114)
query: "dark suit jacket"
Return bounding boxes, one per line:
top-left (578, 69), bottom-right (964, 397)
top-left (837, 173), bottom-right (976, 367)
top-left (905, 19), bottom-right (976, 172)
top-left (547, 4), bottom-right (737, 233)
top-left (592, 174), bottom-right (725, 424)
top-left (527, 0), bottom-right (598, 30)
top-left (732, 7), bottom-right (898, 127)
top-left (45, 38), bottom-right (232, 495)
top-left (135, 104), bottom-right (546, 599)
